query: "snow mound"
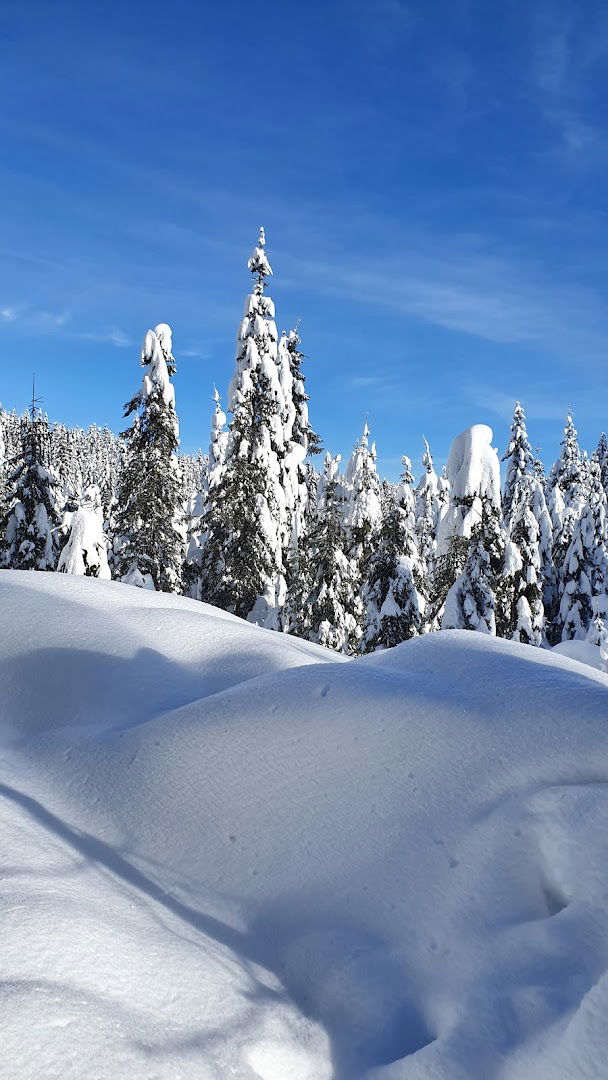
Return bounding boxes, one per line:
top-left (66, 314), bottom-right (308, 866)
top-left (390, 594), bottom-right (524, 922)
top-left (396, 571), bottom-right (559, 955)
top-left (1, 571), bottom-right (608, 1079)
top-left (553, 638), bottom-right (607, 673)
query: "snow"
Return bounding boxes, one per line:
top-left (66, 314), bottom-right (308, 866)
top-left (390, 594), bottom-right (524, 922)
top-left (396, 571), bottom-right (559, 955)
top-left (1, 571), bottom-right (608, 1078)
top-left (553, 639), bottom-right (607, 672)
top-left (437, 424), bottom-right (501, 555)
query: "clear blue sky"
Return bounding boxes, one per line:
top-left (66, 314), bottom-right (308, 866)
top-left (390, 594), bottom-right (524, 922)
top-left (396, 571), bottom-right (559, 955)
top-left (1, 0), bottom-right (608, 478)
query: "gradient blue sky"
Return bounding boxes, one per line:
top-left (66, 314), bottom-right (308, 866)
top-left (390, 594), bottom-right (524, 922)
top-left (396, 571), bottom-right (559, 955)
top-left (1, 0), bottom-right (608, 477)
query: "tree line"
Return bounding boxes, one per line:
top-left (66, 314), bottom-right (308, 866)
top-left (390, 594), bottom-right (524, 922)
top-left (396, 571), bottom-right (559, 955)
top-left (2, 228), bottom-right (608, 656)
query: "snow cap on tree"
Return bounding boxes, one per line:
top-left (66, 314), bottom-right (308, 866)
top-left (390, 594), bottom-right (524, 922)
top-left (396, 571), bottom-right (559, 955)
top-left (437, 424), bottom-right (501, 556)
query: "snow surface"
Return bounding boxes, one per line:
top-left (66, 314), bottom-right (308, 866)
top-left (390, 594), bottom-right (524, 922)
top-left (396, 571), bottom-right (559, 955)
top-left (1, 571), bottom-right (608, 1079)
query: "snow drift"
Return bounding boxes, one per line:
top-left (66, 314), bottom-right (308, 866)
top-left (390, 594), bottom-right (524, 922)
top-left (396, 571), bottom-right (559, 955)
top-left (1, 570), bottom-right (608, 1079)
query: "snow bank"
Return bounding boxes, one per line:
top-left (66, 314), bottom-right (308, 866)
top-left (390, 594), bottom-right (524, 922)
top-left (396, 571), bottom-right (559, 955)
top-left (1, 571), bottom-right (608, 1079)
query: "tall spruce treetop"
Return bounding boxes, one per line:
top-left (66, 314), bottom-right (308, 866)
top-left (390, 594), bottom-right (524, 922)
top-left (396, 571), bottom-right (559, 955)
top-left (502, 401), bottom-right (533, 521)
top-left (115, 323), bottom-right (184, 593)
top-left (414, 439), bottom-right (442, 579)
top-left (549, 412), bottom-right (585, 511)
top-left (200, 228), bottom-right (288, 626)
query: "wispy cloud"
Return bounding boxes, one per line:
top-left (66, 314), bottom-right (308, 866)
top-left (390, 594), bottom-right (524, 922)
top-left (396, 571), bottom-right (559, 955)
top-left (531, 6), bottom-right (608, 159)
top-left (280, 239), bottom-right (608, 358)
top-left (0, 304), bottom-right (71, 331)
top-left (74, 327), bottom-right (132, 348)
top-left (466, 382), bottom-right (608, 424)
top-left (0, 305), bottom-right (133, 349)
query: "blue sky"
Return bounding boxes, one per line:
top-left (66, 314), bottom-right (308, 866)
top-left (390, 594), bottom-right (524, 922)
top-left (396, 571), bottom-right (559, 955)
top-left (1, 0), bottom-right (608, 478)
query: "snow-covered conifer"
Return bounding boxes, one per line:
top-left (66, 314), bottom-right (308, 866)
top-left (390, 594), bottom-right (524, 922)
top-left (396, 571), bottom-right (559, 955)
top-left (548, 413), bottom-right (586, 570)
top-left (199, 229), bottom-right (288, 626)
top-left (506, 475), bottom-right (545, 645)
top-left (292, 453), bottom-right (360, 653)
top-left (595, 433), bottom-right (608, 495)
top-left (344, 421), bottom-right (383, 573)
top-left (1, 413), bottom-right (61, 571)
top-left (502, 401), bottom-right (533, 522)
top-left (559, 460), bottom-right (608, 640)
top-left (362, 467), bottom-right (425, 651)
top-left (414, 439), bottom-right (441, 581)
top-left (57, 486), bottom-right (110, 579)
top-left (114, 323), bottom-right (184, 592)
top-left (440, 426), bottom-right (507, 634)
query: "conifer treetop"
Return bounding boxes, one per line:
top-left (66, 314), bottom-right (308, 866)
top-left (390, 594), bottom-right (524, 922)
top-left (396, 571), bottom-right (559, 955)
top-left (247, 226), bottom-right (273, 289)
top-left (422, 438), bottom-right (434, 473)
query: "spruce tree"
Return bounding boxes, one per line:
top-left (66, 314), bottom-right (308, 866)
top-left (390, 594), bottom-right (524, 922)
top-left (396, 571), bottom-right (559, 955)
top-left (115, 323), bottom-right (184, 592)
top-left (57, 486), bottom-right (110, 579)
top-left (595, 433), bottom-right (608, 495)
top-left (1, 412), bottom-right (61, 571)
top-left (439, 426), bottom-right (507, 634)
top-left (199, 229), bottom-right (287, 626)
top-left (294, 453), bottom-right (360, 654)
top-left (414, 439), bottom-right (441, 585)
top-left (559, 460), bottom-right (608, 640)
top-left (344, 422), bottom-right (383, 572)
top-left (548, 412), bottom-right (586, 573)
top-left (502, 401), bottom-right (533, 522)
top-left (277, 326), bottom-right (322, 561)
top-left (506, 475), bottom-right (545, 645)
top-left (184, 388), bottom-right (228, 600)
top-left (362, 479), bottom-right (425, 651)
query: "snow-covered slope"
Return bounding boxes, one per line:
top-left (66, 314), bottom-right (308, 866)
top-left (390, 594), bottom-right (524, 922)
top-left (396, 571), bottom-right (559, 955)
top-left (1, 571), bottom-right (608, 1079)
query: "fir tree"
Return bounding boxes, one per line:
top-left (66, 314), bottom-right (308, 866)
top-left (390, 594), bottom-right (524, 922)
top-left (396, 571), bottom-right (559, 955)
top-left (184, 388), bottom-right (228, 600)
top-left (414, 439), bottom-right (441, 585)
top-left (595, 433), bottom-right (608, 495)
top-left (57, 486), bottom-right (110, 579)
top-left (295, 453), bottom-right (360, 654)
top-left (506, 475), bottom-right (545, 645)
top-left (559, 460), bottom-right (608, 640)
top-left (200, 229), bottom-right (287, 626)
top-left (344, 421), bottom-right (383, 571)
top-left (1, 412), bottom-right (61, 571)
top-left (502, 401), bottom-right (533, 522)
top-left (115, 323), bottom-right (184, 592)
top-left (362, 481), bottom-right (425, 651)
top-left (440, 427), bottom-right (507, 634)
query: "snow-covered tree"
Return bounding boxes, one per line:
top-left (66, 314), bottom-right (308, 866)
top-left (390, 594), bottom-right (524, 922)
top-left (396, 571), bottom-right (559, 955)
top-left (114, 323), bottom-right (184, 592)
top-left (277, 326), bottom-right (322, 560)
top-left (290, 453), bottom-right (360, 653)
top-left (199, 229), bottom-right (288, 626)
top-left (1, 413), bottom-right (62, 571)
top-left (586, 603), bottom-right (608, 671)
top-left (184, 389), bottom-right (228, 600)
top-left (414, 439), bottom-right (441, 582)
top-left (559, 460), bottom-right (608, 640)
top-left (505, 475), bottom-right (545, 645)
top-left (595, 433), bottom-right (608, 495)
top-left (440, 426), bottom-right (508, 634)
top-left (362, 470), bottom-right (425, 651)
top-left (344, 421), bottom-right (383, 573)
top-left (548, 413), bottom-right (586, 573)
top-left (57, 486), bottom-right (110, 579)
top-left (502, 401), bottom-right (533, 522)
top-left (435, 426), bottom-right (501, 625)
